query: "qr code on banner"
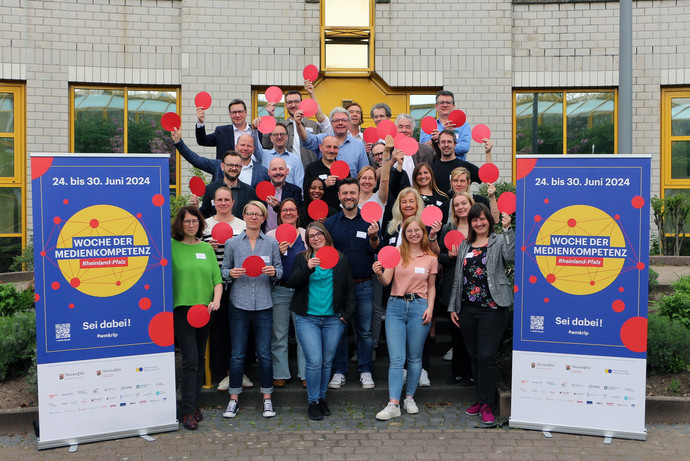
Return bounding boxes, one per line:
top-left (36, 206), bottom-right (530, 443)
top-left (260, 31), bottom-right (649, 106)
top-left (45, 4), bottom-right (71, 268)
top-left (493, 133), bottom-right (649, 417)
top-left (530, 315), bottom-right (544, 332)
top-left (55, 323), bottom-right (71, 340)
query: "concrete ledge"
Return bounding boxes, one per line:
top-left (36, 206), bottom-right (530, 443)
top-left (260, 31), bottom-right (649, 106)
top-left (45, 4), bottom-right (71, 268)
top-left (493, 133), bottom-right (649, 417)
top-left (650, 256), bottom-right (690, 266)
top-left (0, 407), bottom-right (37, 435)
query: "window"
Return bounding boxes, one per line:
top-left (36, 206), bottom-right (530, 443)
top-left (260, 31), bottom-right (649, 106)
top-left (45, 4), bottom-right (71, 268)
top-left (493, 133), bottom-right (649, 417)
top-left (321, 0), bottom-right (374, 74)
top-left (70, 86), bottom-right (181, 193)
top-left (0, 83), bottom-right (25, 272)
top-left (661, 88), bottom-right (690, 223)
top-left (514, 90), bottom-right (617, 156)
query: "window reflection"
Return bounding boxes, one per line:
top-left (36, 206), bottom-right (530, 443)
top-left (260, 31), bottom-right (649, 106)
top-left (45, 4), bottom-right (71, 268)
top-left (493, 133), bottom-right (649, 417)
top-left (671, 98), bottom-right (690, 136)
top-left (0, 93), bottom-right (14, 133)
top-left (0, 138), bottom-right (13, 177)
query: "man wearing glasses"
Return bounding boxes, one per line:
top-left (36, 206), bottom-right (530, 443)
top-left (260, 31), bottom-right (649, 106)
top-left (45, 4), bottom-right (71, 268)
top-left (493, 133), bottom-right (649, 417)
top-left (419, 90), bottom-right (471, 161)
top-left (261, 80), bottom-right (332, 169)
top-left (196, 98), bottom-right (254, 160)
top-left (297, 107), bottom-right (369, 179)
top-left (199, 151), bottom-right (259, 219)
top-left (252, 123), bottom-right (305, 188)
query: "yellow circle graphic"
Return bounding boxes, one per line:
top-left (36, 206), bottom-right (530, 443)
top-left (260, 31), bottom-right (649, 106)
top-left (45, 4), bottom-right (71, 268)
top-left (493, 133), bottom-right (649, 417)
top-left (534, 205), bottom-right (625, 295)
top-left (56, 205), bottom-right (150, 297)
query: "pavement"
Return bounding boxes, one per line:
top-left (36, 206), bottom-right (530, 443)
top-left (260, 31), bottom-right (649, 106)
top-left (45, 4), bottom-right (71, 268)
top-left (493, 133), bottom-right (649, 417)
top-left (1, 404), bottom-right (689, 459)
top-left (650, 263), bottom-right (690, 287)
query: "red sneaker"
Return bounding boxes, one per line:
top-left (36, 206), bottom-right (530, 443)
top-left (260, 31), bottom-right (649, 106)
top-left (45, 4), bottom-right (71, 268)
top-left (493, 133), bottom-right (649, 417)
top-left (480, 404), bottom-right (495, 425)
top-left (465, 402), bottom-right (481, 416)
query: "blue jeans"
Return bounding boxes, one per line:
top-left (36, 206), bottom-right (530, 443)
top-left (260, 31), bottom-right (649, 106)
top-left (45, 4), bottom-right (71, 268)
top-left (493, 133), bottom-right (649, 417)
top-left (385, 296), bottom-right (430, 401)
top-left (333, 280), bottom-right (373, 375)
top-left (229, 306), bottom-right (273, 395)
top-left (271, 285), bottom-right (302, 380)
top-left (295, 314), bottom-right (345, 403)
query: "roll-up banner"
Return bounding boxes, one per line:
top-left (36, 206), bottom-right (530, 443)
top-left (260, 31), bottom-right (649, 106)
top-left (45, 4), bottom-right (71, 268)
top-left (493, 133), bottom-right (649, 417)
top-left (31, 154), bottom-right (178, 449)
top-left (510, 155), bottom-right (650, 441)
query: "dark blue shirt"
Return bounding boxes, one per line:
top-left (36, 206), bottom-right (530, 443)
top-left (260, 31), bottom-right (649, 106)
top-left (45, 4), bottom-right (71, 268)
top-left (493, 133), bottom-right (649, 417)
top-left (280, 234), bottom-right (306, 283)
top-left (324, 210), bottom-right (379, 279)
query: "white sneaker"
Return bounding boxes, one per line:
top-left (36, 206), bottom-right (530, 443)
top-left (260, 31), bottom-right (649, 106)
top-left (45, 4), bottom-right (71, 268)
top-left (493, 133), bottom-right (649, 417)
top-left (418, 369), bottom-right (430, 387)
top-left (242, 374), bottom-right (253, 388)
top-left (222, 399), bottom-right (239, 418)
top-left (216, 376), bottom-right (229, 392)
top-left (262, 398), bottom-right (276, 418)
top-left (328, 373), bottom-right (346, 389)
top-left (403, 397), bottom-right (419, 414)
top-left (443, 348), bottom-right (453, 361)
top-left (376, 402), bottom-right (401, 420)
top-left (360, 372), bottom-right (375, 389)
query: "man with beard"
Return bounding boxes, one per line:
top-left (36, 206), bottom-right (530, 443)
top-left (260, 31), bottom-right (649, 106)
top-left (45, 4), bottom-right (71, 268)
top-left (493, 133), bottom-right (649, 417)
top-left (200, 150), bottom-right (258, 219)
top-left (303, 135), bottom-right (345, 210)
top-left (431, 129), bottom-right (481, 194)
top-left (324, 178), bottom-right (381, 390)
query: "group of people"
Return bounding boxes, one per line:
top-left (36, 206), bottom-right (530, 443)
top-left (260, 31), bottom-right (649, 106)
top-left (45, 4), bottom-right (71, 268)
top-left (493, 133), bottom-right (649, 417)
top-left (169, 84), bottom-right (515, 430)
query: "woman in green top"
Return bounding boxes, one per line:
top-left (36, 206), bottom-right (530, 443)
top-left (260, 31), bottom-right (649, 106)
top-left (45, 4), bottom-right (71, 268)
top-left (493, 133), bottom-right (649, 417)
top-left (171, 206), bottom-right (222, 430)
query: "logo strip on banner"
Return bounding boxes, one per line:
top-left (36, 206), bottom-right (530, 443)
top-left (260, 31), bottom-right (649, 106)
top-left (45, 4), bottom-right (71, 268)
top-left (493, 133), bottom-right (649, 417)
top-left (31, 154), bottom-right (177, 449)
top-left (509, 155), bottom-right (650, 441)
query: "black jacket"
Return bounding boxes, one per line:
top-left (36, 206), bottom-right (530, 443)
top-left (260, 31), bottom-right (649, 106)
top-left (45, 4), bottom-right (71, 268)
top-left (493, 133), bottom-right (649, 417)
top-left (287, 250), bottom-right (356, 321)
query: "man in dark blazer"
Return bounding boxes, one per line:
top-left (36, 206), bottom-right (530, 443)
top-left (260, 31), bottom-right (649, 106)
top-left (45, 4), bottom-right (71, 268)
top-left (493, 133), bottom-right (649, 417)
top-left (264, 157), bottom-right (303, 232)
top-left (235, 134), bottom-right (270, 187)
top-left (196, 98), bottom-right (254, 160)
top-left (200, 151), bottom-right (258, 219)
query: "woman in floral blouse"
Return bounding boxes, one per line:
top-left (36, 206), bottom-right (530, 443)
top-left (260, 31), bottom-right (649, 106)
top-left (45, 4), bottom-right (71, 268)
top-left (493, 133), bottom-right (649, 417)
top-left (447, 203), bottom-right (513, 426)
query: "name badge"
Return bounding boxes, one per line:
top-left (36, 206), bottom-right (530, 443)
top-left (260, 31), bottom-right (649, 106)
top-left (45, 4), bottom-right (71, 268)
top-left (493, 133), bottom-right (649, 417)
top-left (414, 267), bottom-right (425, 274)
top-left (436, 200), bottom-right (443, 206)
top-left (318, 174), bottom-right (328, 180)
top-left (356, 231), bottom-right (367, 239)
top-left (465, 252), bottom-right (474, 259)
top-left (389, 237), bottom-right (397, 244)
top-left (196, 253), bottom-right (207, 260)
top-left (211, 200), bottom-right (215, 206)
top-left (233, 230), bottom-right (241, 235)
top-left (261, 255), bottom-right (271, 264)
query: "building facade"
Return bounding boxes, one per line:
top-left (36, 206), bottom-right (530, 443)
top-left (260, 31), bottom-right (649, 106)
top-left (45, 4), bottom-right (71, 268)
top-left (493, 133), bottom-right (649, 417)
top-left (0, 0), bottom-right (688, 270)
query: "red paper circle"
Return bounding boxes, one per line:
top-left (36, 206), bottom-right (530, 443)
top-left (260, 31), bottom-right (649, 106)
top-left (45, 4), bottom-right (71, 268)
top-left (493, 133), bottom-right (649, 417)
top-left (299, 99), bottom-right (318, 118)
top-left (421, 205), bottom-right (443, 227)
top-left (161, 112), bottom-right (181, 131)
top-left (378, 246), bottom-right (401, 269)
top-left (516, 158), bottom-right (538, 180)
top-left (448, 110), bottom-right (466, 127)
top-left (265, 86), bottom-right (283, 104)
top-left (194, 91), bottom-right (212, 110)
top-left (363, 127), bottom-right (380, 144)
top-left (443, 230), bottom-right (465, 250)
top-left (620, 317), bottom-right (647, 353)
top-left (148, 312), bottom-right (174, 347)
top-left (187, 304), bottom-right (210, 328)
top-left (399, 137), bottom-right (419, 156)
top-left (275, 223), bottom-right (298, 244)
top-left (421, 116), bottom-right (438, 135)
top-left (478, 163), bottom-right (500, 184)
top-left (361, 201), bottom-right (383, 223)
top-left (472, 124), bottom-right (491, 143)
top-left (377, 119), bottom-right (397, 140)
top-left (243, 255), bottom-right (266, 277)
top-left (316, 246), bottom-right (339, 269)
top-left (497, 192), bottom-right (517, 215)
top-left (256, 180), bottom-right (276, 201)
top-left (189, 176), bottom-right (206, 196)
top-left (308, 200), bottom-right (329, 220)
top-left (330, 160), bottom-right (350, 179)
top-left (303, 64), bottom-right (319, 82)
top-left (211, 221), bottom-right (234, 244)
top-left (258, 115), bottom-right (277, 134)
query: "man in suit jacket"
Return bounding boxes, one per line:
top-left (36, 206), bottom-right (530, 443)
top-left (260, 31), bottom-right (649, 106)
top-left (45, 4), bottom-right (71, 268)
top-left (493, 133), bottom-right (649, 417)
top-left (235, 134), bottom-right (270, 186)
top-left (196, 98), bottom-right (253, 160)
top-left (200, 151), bottom-right (259, 219)
top-left (261, 80), bottom-right (332, 169)
top-left (264, 157), bottom-right (303, 232)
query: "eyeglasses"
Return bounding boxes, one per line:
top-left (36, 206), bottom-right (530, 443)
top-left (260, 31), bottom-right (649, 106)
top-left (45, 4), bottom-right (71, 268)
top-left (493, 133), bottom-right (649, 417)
top-left (285, 99), bottom-right (301, 106)
top-left (230, 110), bottom-right (246, 115)
top-left (223, 162), bottom-right (242, 170)
top-left (307, 231), bottom-right (325, 241)
top-left (331, 118), bottom-right (349, 124)
top-left (436, 100), bottom-right (454, 106)
top-left (183, 219), bottom-right (199, 225)
top-left (243, 212), bottom-right (263, 218)
top-left (281, 208), bottom-right (298, 214)
top-left (271, 132), bottom-right (287, 138)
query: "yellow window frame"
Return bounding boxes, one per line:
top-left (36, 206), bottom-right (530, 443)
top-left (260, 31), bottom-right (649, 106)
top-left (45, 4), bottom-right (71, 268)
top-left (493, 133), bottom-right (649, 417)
top-left (661, 87), bottom-right (690, 200)
top-left (68, 84), bottom-right (182, 195)
top-left (0, 82), bottom-right (27, 258)
top-left (512, 88), bottom-right (619, 182)
top-left (320, 0), bottom-right (375, 76)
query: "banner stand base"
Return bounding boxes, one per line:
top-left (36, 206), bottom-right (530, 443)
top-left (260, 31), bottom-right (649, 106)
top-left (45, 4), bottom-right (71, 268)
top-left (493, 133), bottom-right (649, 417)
top-left (509, 418), bottom-right (647, 441)
top-left (37, 423), bottom-right (179, 450)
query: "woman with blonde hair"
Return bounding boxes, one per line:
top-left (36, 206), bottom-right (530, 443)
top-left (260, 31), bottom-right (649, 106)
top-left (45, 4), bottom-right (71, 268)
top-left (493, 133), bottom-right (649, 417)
top-left (372, 216), bottom-right (438, 420)
top-left (449, 167), bottom-right (499, 222)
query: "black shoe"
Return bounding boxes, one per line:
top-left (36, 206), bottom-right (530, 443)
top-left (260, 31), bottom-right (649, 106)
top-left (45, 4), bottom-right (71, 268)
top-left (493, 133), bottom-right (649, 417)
top-left (459, 377), bottom-right (475, 387)
top-left (307, 401), bottom-right (323, 421)
top-left (318, 398), bottom-right (331, 416)
top-left (446, 375), bottom-right (463, 385)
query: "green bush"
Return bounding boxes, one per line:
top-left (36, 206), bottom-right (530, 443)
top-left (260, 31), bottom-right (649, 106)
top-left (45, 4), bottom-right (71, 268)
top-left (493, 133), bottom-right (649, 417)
top-left (649, 268), bottom-right (659, 292)
top-left (0, 310), bottom-right (36, 381)
top-left (647, 313), bottom-right (690, 374)
top-left (656, 275), bottom-right (690, 328)
top-left (10, 233), bottom-right (34, 272)
top-left (0, 283), bottom-right (35, 317)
